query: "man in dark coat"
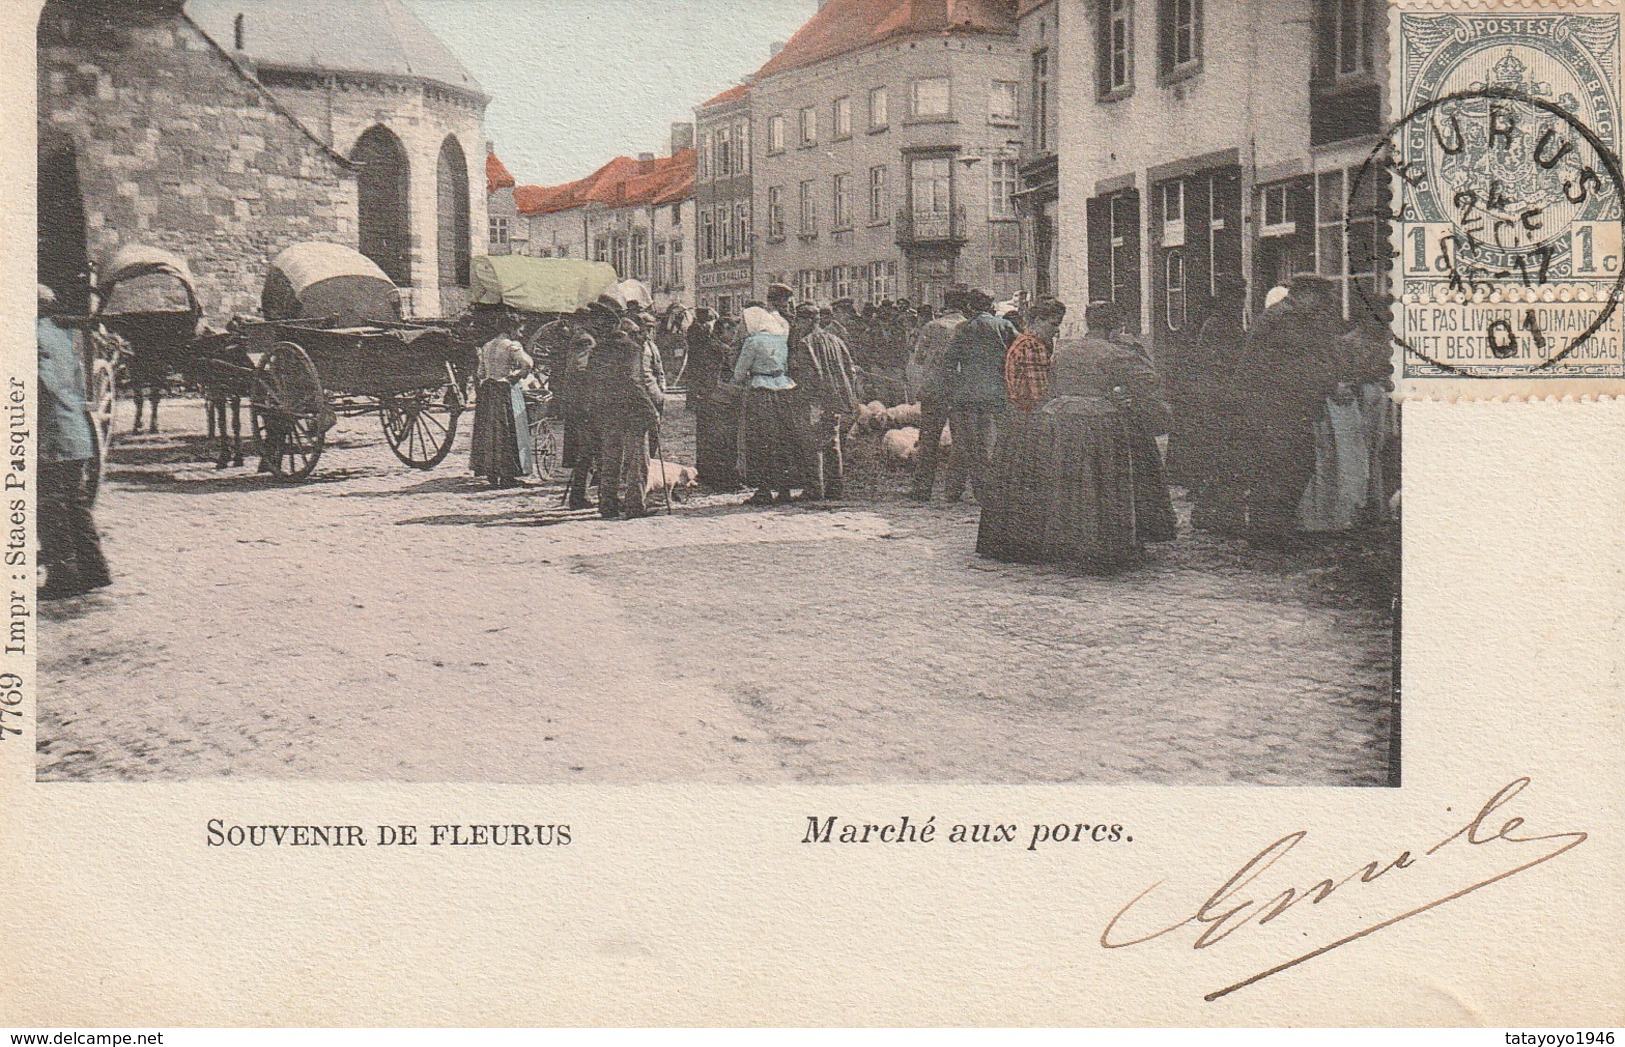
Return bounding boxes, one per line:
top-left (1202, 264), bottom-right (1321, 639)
top-left (686, 307), bottom-right (741, 490)
top-left (1237, 273), bottom-right (1343, 544)
top-left (585, 296), bottom-right (663, 520)
top-left (788, 302), bottom-right (860, 499)
top-left (943, 289), bottom-right (1018, 503)
top-left (559, 308), bottom-right (597, 509)
top-left (1173, 274), bottom-right (1249, 533)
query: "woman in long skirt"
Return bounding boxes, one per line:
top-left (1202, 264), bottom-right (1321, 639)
top-left (1010, 302), bottom-right (1175, 570)
top-left (469, 331), bottom-right (534, 488)
top-left (733, 304), bottom-right (814, 504)
top-left (977, 299), bottom-right (1066, 562)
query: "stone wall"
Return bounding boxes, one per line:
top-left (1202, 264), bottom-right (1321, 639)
top-left (37, 5), bottom-right (359, 324)
top-left (266, 73), bottom-right (488, 317)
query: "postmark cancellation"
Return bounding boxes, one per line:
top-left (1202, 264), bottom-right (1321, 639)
top-left (1388, 4), bottom-right (1625, 399)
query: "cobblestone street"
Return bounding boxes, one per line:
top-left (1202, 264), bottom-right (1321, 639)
top-left (38, 399), bottom-right (1397, 785)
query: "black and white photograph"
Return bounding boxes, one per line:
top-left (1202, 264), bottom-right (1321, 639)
top-left (32, 0), bottom-right (1402, 786)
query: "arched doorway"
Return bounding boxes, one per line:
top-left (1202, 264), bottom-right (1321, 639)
top-left (436, 136), bottom-right (471, 294)
top-left (352, 125), bottom-right (411, 287)
top-left (38, 129), bottom-right (88, 312)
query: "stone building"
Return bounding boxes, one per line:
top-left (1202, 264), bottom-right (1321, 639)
top-left (749, 0), bottom-right (1027, 310)
top-left (694, 82), bottom-right (755, 317)
top-left (187, 0), bottom-right (490, 317)
top-left (37, 0), bottom-right (358, 321)
top-left (1053, 0), bottom-right (1387, 360)
top-left (485, 148), bottom-right (527, 257)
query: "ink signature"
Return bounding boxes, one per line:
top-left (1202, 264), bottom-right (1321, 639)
top-left (1100, 777), bottom-right (1587, 1002)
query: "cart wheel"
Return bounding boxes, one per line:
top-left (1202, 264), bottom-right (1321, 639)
top-left (251, 340), bottom-right (326, 482)
top-left (529, 414), bottom-right (559, 481)
top-left (83, 356), bottom-right (117, 505)
top-left (380, 385), bottom-right (461, 470)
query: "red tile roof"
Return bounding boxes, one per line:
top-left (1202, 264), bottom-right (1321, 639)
top-left (700, 82), bottom-right (751, 108)
top-left (514, 150), bottom-right (695, 215)
top-left (486, 151), bottom-right (516, 194)
top-left (756, 0), bottom-right (1016, 79)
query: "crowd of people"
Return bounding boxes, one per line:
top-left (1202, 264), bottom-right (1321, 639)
top-left (38, 268), bottom-right (1398, 600)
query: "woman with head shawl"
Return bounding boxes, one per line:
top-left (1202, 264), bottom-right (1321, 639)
top-left (732, 304), bottom-right (815, 505)
top-left (469, 324), bottom-right (534, 488)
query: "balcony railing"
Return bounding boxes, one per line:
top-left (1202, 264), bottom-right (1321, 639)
top-left (896, 205), bottom-right (967, 247)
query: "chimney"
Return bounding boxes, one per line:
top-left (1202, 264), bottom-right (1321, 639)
top-left (670, 121), bottom-right (695, 155)
top-left (486, 140), bottom-right (496, 154)
top-left (638, 152), bottom-right (655, 172)
top-left (769, 40), bottom-right (785, 56)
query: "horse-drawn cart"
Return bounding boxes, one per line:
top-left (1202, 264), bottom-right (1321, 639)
top-left (218, 242), bottom-right (476, 481)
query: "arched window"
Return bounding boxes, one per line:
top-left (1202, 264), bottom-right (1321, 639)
top-left (436, 136), bottom-right (471, 289)
top-left (352, 125), bottom-right (411, 287)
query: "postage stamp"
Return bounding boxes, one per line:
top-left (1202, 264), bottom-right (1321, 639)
top-left (1386, 7), bottom-right (1625, 399)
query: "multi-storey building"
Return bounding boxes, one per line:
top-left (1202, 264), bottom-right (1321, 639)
top-left (489, 133), bottom-right (698, 310)
top-left (750, 0), bottom-right (1027, 310)
top-left (694, 83), bottom-right (755, 316)
top-left (1054, 0), bottom-right (1387, 360)
top-left (1016, 0), bottom-right (1060, 299)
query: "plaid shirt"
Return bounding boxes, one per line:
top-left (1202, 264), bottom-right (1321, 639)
top-left (1003, 331), bottom-right (1053, 413)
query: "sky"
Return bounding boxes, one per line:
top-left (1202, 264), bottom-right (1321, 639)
top-left (402, 0), bottom-right (820, 187)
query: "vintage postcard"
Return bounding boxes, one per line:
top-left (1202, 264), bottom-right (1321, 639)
top-left (1, 0), bottom-right (1621, 1029)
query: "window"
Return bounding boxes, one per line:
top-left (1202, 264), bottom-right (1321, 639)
top-left (720, 206), bottom-right (736, 258)
top-left (799, 106), bottom-right (817, 146)
top-left (869, 165), bottom-right (890, 223)
top-left (1334, 0), bottom-right (1374, 77)
top-left (556, 244), bottom-right (569, 258)
top-left (797, 268), bottom-right (821, 305)
top-left (631, 230), bottom-right (649, 280)
top-left (799, 180), bottom-right (818, 235)
top-left (701, 209), bottom-right (717, 262)
top-left (911, 77), bottom-right (950, 118)
top-left (869, 85), bottom-right (889, 129)
top-left (990, 80), bottom-right (1020, 124)
top-left (868, 260), bottom-right (898, 301)
top-left (489, 216), bottom-right (509, 247)
top-left (767, 186), bottom-right (785, 240)
top-left (993, 256), bottom-right (1022, 276)
top-left (733, 120), bottom-right (749, 173)
top-left (671, 203), bottom-right (683, 226)
top-left (768, 114), bottom-right (786, 153)
top-left (735, 202), bottom-right (751, 256)
top-left (990, 159), bottom-right (1018, 219)
top-left (832, 173), bottom-right (852, 229)
top-left (611, 236), bottom-right (629, 278)
top-left (1310, 167), bottom-right (1388, 316)
top-left (670, 237), bottom-right (684, 285)
top-left (832, 264), bottom-right (852, 300)
top-left (833, 96), bottom-right (852, 138)
top-left (714, 127), bottom-right (733, 178)
top-left (699, 135), bottom-right (712, 181)
top-left (911, 157), bottom-right (951, 215)
top-left (594, 236), bottom-right (609, 263)
top-left (1164, 249), bottom-right (1186, 330)
top-left (1161, 180), bottom-right (1185, 245)
top-left (1262, 183), bottom-right (1295, 234)
top-left (1158, 0), bottom-right (1202, 79)
top-left (655, 241), bottom-right (669, 288)
top-left (1098, 0), bottom-right (1134, 97)
top-left (1032, 49), bottom-right (1052, 153)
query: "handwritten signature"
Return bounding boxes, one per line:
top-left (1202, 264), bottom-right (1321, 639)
top-left (1100, 777), bottom-right (1587, 1002)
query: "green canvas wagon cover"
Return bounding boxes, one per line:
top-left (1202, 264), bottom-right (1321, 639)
top-left (468, 256), bottom-right (619, 315)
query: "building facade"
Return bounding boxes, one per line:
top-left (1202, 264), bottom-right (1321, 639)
top-left (1016, 0), bottom-right (1060, 299)
top-left (188, 0), bottom-right (490, 317)
top-left (750, 0), bottom-right (1028, 310)
top-left (494, 136), bottom-right (698, 311)
top-left (1055, 0), bottom-right (1387, 360)
top-left (37, 0), bottom-right (359, 322)
top-left (694, 84), bottom-right (755, 317)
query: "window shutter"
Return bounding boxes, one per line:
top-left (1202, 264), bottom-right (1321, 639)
top-left (1158, 0), bottom-right (1174, 77)
top-left (1120, 189), bottom-right (1143, 330)
top-left (1087, 195), bottom-right (1111, 303)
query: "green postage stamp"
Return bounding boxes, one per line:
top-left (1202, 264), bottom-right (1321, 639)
top-left (1387, 6), bottom-right (1625, 398)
